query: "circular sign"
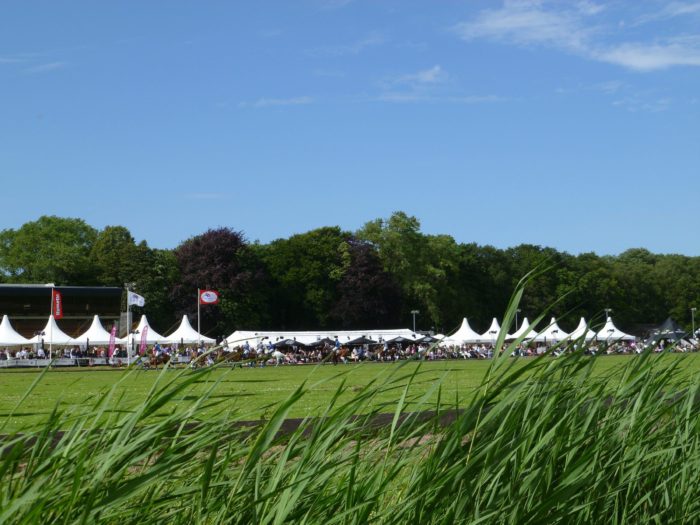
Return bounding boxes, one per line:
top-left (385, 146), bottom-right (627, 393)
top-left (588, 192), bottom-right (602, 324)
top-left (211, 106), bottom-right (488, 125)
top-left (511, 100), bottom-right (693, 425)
top-left (201, 291), bottom-right (219, 303)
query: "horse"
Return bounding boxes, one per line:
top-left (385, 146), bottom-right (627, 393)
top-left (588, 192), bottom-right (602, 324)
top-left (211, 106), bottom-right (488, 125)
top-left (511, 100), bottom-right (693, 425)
top-left (149, 353), bottom-right (171, 369)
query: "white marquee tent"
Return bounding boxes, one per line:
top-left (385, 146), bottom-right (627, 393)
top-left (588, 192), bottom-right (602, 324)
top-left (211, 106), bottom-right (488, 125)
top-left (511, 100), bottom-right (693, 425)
top-left (120, 315), bottom-right (166, 346)
top-left (28, 315), bottom-right (74, 345)
top-left (0, 315), bottom-right (30, 346)
top-left (507, 317), bottom-right (534, 340)
top-left (441, 318), bottom-right (482, 345)
top-left (72, 315), bottom-right (115, 345)
top-left (532, 317), bottom-right (570, 343)
top-left (164, 315), bottom-right (215, 345)
top-left (478, 317), bottom-right (502, 343)
top-left (597, 317), bottom-right (635, 342)
top-left (569, 317), bottom-right (597, 342)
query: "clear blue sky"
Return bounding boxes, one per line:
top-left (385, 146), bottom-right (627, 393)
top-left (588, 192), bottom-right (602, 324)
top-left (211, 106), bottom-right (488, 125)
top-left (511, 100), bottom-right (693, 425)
top-left (2, 1), bottom-right (699, 255)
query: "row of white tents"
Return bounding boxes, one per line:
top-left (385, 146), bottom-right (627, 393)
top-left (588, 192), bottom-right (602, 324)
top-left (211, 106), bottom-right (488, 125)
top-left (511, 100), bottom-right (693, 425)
top-left (0, 313), bottom-right (636, 349)
top-left (440, 316), bottom-right (635, 345)
top-left (0, 314), bottom-right (215, 347)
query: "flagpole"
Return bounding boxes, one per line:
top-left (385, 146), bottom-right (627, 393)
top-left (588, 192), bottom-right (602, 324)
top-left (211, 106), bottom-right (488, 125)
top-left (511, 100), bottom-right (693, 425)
top-left (197, 288), bottom-right (201, 346)
top-left (126, 285), bottom-right (131, 367)
top-left (49, 287), bottom-right (54, 361)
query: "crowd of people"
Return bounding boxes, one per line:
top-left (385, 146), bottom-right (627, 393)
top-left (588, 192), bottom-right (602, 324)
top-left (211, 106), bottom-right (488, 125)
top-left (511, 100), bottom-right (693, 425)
top-left (1, 337), bottom-right (697, 367)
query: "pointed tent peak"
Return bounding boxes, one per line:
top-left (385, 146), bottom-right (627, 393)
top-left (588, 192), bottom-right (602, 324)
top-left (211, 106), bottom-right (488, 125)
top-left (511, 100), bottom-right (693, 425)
top-left (132, 314), bottom-right (165, 343)
top-left (507, 317), bottom-right (533, 339)
top-left (480, 317), bottom-right (501, 340)
top-left (597, 316), bottom-right (635, 342)
top-left (29, 315), bottom-right (73, 345)
top-left (460, 317), bottom-right (471, 330)
top-left (179, 315), bottom-right (195, 330)
top-left (0, 315), bottom-right (30, 345)
top-left (164, 315), bottom-right (215, 344)
top-left (570, 317), bottom-right (597, 341)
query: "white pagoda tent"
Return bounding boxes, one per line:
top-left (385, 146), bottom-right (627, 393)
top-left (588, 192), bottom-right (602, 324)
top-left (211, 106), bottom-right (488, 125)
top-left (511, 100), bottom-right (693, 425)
top-left (164, 315), bottom-right (215, 345)
top-left (478, 317), bottom-right (502, 344)
top-left (72, 315), bottom-right (115, 345)
top-left (441, 318), bottom-right (482, 345)
top-left (597, 317), bottom-right (635, 342)
top-left (28, 315), bottom-right (74, 345)
top-left (507, 317), bottom-right (534, 340)
top-left (532, 317), bottom-right (570, 343)
top-left (569, 317), bottom-right (597, 342)
top-left (0, 315), bottom-right (30, 346)
top-left (121, 315), bottom-right (165, 345)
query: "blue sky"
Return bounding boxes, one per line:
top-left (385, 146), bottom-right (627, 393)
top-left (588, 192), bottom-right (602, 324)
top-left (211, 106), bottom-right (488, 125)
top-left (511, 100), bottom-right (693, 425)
top-left (2, 1), bottom-right (699, 255)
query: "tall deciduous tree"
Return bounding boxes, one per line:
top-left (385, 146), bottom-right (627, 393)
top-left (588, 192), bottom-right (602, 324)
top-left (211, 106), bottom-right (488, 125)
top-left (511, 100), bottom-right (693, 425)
top-left (331, 239), bottom-right (403, 329)
top-left (260, 227), bottom-right (350, 330)
top-left (172, 228), bottom-right (265, 338)
top-left (0, 216), bottom-right (97, 284)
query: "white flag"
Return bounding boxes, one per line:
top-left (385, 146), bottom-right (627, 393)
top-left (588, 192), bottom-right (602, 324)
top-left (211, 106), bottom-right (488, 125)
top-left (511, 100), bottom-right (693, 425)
top-left (127, 291), bottom-right (145, 307)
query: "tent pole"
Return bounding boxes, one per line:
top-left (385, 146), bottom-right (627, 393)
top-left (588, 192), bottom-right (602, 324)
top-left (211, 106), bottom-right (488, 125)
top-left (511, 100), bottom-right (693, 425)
top-left (49, 287), bottom-right (53, 361)
top-left (126, 285), bottom-right (131, 367)
top-left (197, 288), bottom-right (201, 346)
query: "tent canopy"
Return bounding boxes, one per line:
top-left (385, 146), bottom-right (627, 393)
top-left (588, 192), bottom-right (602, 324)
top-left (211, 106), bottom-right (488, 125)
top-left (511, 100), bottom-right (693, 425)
top-left (597, 317), bottom-right (635, 342)
top-left (507, 317), bottom-right (534, 340)
top-left (646, 317), bottom-right (686, 345)
top-left (442, 318), bottom-right (482, 345)
top-left (478, 317), bottom-right (501, 343)
top-left (569, 317), bottom-right (597, 342)
top-left (0, 315), bottom-right (30, 346)
top-left (532, 317), bottom-right (570, 343)
top-left (72, 315), bottom-right (115, 345)
top-left (28, 315), bottom-right (74, 345)
top-left (164, 315), bottom-right (215, 345)
top-left (120, 315), bottom-right (166, 345)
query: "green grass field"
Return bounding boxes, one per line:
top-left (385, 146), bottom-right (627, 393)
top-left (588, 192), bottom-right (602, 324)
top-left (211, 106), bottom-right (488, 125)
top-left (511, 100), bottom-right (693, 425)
top-left (3, 353), bottom-right (700, 434)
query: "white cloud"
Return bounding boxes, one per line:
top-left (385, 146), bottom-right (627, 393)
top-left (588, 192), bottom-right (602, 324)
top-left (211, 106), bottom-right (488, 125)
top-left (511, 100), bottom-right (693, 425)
top-left (24, 61), bottom-right (66, 73)
top-left (239, 96), bottom-right (313, 108)
top-left (0, 57), bottom-right (26, 64)
top-left (454, 1), bottom-right (700, 72)
top-left (307, 32), bottom-right (384, 57)
top-left (597, 38), bottom-right (700, 71)
top-left (396, 65), bottom-right (447, 85)
top-left (376, 92), bottom-right (503, 104)
top-left (454, 2), bottom-right (593, 53)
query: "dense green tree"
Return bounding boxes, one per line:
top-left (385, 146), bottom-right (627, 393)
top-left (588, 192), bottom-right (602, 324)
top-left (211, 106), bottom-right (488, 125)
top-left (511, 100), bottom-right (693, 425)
top-left (330, 239), bottom-right (403, 329)
top-left (260, 227), bottom-right (350, 330)
top-left (172, 228), bottom-right (266, 338)
top-left (91, 225), bottom-right (140, 287)
top-left (0, 216), bottom-right (97, 284)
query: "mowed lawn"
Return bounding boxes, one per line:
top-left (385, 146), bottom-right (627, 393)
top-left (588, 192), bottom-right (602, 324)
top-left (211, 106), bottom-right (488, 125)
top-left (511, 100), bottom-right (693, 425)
top-left (2, 354), bottom-right (700, 434)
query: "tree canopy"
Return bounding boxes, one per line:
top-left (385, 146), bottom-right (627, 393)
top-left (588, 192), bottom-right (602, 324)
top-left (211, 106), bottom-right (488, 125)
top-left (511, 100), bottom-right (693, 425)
top-left (2, 212), bottom-right (699, 335)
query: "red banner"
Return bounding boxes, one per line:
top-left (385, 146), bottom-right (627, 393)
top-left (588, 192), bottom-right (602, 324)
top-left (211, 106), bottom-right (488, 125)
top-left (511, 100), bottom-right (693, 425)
top-left (139, 326), bottom-right (149, 355)
top-left (108, 325), bottom-right (117, 357)
top-left (199, 290), bottom-right (220, 305)
top-left (52, 289), bottom-right (64, 319)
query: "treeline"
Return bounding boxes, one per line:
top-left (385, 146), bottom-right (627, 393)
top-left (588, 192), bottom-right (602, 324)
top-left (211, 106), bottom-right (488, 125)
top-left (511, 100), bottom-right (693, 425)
top-left (1, 213), bottom-right (698, 337)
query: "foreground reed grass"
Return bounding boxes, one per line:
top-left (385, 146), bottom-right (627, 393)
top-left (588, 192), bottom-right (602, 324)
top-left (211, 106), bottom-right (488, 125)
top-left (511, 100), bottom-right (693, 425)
top-left (2, 296), bottom-right (700, 523)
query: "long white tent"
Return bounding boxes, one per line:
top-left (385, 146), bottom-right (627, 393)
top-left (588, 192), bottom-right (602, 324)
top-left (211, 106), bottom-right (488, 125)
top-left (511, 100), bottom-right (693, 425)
top-left (165, 315), bottom-right (215, 345)
top-left (507, 317), bottom-right (534, 340)
top-left (597, 317), bottom-right (636, 342)
top-left (569, 317), bottom-right (597, 342)
top-left (28, 315), bottom-right (73, 345)
top-left (72, 315), bottom-right (115, 345)
top-left (0, 315), bottom-right (30, 346)
top-left (441, 318), bottom-right (482, 345)
top-left (532, 317), bottom-right (570, 343)
top-left (226, 328), bottom-right (418, 348)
